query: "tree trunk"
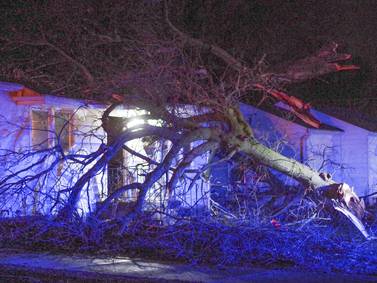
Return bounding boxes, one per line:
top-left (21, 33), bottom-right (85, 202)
top-left (241, 137), bottom-right (370, 239)
top-left (242, 138), bottom-right (329, 188)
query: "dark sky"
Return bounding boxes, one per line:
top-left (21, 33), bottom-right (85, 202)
top-left (180, 0), bottom-right (377, 108)
top-left (1, 0), bottom-right (376, 110)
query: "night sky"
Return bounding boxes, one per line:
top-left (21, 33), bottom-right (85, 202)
top-left (179, 1), bottom-right (377, 109)
top-left (1, 1), bottom-right (377, 110)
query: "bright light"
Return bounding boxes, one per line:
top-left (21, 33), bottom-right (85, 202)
top-left (109, 108), bottom-right (163, 129)
top-left (126, 117), bottom-right (145, 128)
top-left (110, 108), bottom-right (146, 118)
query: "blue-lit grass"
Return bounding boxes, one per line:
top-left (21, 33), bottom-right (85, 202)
top-left (0, 213), bottom-right (376, 275)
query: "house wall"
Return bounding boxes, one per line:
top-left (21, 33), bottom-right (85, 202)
top-left (240, 104), bottom-right (307, 160)
top-left (0, 83), bottom-right (108, 216)
top-left (0, 84), bottom-right (32, 152)
top-left (0, 86), bottom-right (34, 216)
top-left (62, 107), bottom-right (107, 215)
top-left (305, 130), bottom-right (342, 180)
top-left (0, 84), bottom-right (211, 218)
top-left (4, 80), bottom-right (370, 216)
top-left (311, 109), bottom-right (370, 196)
top-left (367, 134), bottom-right (377, 202)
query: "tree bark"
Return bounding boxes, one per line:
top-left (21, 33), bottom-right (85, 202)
top-left (240, 136), bottom-right (370, 239)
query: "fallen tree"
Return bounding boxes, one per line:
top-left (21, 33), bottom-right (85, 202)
top-left (0, 1), bottom-right (371, 239)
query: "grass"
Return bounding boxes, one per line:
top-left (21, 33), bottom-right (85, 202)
top-left (0, 214), bottom-right (377, 276)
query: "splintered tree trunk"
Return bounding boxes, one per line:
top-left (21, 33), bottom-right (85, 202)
top-left (241, 137), bottom-right (371, 239)
top-left (220, 106), bottom-right (370, 238)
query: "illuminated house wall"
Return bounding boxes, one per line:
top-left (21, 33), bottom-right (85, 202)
top-left (0, 82), bottom-right (209, 217)
top-left (240, 102), bottom-right (374, 199)
top-left (1, 80), bottom-right (375, 217)
top-left (210, 103), bottom-right (343, 203)
top-left (0, 82), bottom-right (106, 216)
top-left (310, 107), bottom-right (373, 199)
top-left (211, 102), bottom-right (374, 203)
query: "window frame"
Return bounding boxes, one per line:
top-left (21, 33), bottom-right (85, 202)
top-left (30, 107), bottom-right (74, 152)
top-left (54, 109), bottom-right (74, 153)
top-left (30, 108), bottom-right (51, 150)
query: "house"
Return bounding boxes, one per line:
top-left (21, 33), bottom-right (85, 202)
top-left (211, 102), bottom-right (377, 205)
top-left (0, 81), bottom-right (105, 216)
top-left (0, 81), bottom-right (209, 218)
top-left (0, 80), bottom-right (375, 219)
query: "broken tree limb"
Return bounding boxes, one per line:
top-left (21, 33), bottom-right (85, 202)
top-left (253, 83), bottom-right (321, 128)
top-left (164, 2), bottom-right (358, 130)
top-left (221, 105), bottom-right (370, 238)
top-left (239, 136), bottom-right (370, 239)
top-left (164, 0), bottom-right (245, 73)
top-left (57, 125), bottom-right (182, 220)
top-left (264, 42), bottom-right (359, 85)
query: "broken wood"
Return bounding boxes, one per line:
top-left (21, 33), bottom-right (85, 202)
top-left (163, 1), bottom-right (369, 238)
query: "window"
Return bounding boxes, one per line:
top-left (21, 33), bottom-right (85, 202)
top-left (31, 109), bottom-right (74, 152)
top-left (54, 111), bottom-right (73, 152)
top-left (31, 110), bottom-right (49, 149)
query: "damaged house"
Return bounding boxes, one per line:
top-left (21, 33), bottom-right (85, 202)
top-left (211, 103), bottom-right (377, 210)
top-left (0, 81), bottom-right (375, 220)
top-left (0, 81), bottom-right (209, 218)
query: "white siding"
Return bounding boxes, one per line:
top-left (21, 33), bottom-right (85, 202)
top-left (241, 104), bottom-right (371, 197)
top-left (305, 131), bottom-right (342, 181)
top-left (240, 103), bottom-right (306, 160)
top-left (368, 134), bottom-right (377, 202)
top-left (312, 109), bottom-right (369, 196)
top-left (0, 86), bottom-right (108, 216)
